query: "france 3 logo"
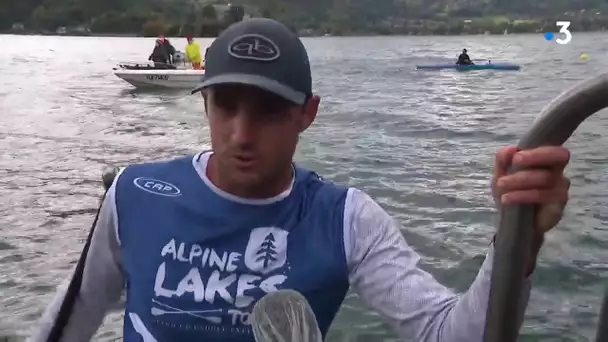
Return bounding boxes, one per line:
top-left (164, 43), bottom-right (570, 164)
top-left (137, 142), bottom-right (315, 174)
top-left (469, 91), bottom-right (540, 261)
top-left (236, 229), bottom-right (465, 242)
top-left (544, 21), bottom-right (572, 44)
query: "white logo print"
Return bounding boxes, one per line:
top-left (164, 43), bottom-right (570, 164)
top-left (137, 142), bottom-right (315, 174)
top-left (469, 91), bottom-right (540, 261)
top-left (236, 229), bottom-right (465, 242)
top-left (151, 298), bottom-right (223, 324)
top-left (244, 227), bottom-right (288, 274)
top-left (130, 313), bottom-right (158, 342)
top-left (133, 177), bottom-right (181, 197)
top-left (228, 34), bottom-right (280, 61)
top-left (135, 227), bottom-right (291, 337)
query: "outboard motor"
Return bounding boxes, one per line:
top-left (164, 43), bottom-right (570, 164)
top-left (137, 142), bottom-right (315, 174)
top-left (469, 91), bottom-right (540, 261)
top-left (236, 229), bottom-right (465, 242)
top-left (173, 51), bottom-right (186, 66)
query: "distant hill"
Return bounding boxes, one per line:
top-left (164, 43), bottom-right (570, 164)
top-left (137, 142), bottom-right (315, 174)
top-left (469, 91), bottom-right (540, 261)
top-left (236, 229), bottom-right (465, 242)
top-left (2, 0), bottom-right (608, 36)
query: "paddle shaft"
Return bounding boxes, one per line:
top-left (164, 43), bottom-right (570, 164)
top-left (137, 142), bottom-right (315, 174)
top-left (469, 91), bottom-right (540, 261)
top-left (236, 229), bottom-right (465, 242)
top-left (47, 168), bottom-right (118, 342)
top-left (483, 73), bottom-right (608, 342)
top-left (596, 289), bottom-right (608, 342)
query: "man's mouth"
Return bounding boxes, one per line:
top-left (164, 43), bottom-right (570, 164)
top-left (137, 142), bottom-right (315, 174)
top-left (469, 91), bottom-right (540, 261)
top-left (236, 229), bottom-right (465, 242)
top-left (233, 155), bottom-right (256, 168)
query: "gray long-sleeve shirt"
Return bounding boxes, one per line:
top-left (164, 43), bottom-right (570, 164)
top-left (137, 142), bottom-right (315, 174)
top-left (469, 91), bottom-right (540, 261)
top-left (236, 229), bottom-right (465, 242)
top-left (28, 151), bottom-right (531, 341)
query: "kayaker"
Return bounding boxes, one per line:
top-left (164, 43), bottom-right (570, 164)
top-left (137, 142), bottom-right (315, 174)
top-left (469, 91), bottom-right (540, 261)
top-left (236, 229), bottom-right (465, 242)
top-left (456, 49), bottom-right (473, 65)
top-left (29, 18), bottom-right (571, 342)
top-left (185, 34), bottom-right (203, 69)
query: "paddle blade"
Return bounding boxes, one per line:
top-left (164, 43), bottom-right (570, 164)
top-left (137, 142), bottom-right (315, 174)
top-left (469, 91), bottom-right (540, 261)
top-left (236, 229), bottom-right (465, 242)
top-left (250, 290), bottom-right (322, 342)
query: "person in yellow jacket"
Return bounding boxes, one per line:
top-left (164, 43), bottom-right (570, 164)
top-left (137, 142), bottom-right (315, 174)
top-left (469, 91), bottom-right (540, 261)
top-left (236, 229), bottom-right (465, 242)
top-left (185, 35), bottom-right (203, 69)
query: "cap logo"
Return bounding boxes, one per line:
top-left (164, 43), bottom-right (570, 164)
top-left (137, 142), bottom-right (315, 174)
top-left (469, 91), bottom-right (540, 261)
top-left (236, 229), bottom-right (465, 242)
top-left (228, 34), bottom-right (280, 61)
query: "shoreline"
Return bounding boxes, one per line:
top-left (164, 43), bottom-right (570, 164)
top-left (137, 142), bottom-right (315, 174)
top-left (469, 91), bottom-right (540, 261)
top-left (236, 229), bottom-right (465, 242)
top-left (0, 31), bottom-right (139, 37)
top-left (2, 29), bottom-right (607, 38)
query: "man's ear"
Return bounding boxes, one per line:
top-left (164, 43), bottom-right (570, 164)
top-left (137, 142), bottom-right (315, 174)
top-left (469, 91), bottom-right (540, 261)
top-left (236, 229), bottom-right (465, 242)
top-left (300, 95), bottom-right (320, 132)
top-left (202, 91), bottom-right (208, 115)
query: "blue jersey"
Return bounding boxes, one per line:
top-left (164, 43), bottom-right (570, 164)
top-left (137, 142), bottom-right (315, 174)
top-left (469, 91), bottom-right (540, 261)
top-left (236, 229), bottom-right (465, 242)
top-left (115, 154), bottom-right (350, 341)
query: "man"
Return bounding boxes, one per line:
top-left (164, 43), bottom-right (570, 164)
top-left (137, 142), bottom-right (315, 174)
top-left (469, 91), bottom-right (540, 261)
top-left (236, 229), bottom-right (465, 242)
top-left (148, 38), bottom-right (171, 67)
top-left (185, 34), bottom-right (203, 69)
top-left (159, 35), bottom-right (176, 64)
top-left (457, 48), bottom-right (473, 65)
top-left (29, 18), bottom-right (570, 342)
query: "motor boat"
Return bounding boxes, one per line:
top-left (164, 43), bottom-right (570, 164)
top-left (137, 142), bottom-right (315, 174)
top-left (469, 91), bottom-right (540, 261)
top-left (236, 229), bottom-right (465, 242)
top-left (113, 63), bottom-right (204, 89)
top-left (113, 52), bottom-right (204, 89)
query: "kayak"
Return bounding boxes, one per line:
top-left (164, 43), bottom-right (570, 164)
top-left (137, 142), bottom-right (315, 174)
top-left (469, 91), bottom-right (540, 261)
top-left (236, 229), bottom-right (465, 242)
top-left (415, 63), bottom-right (520, 71)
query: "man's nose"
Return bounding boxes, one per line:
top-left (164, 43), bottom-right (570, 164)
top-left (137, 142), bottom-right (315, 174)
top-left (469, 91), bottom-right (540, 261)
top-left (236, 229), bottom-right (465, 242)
top-left (231, 109), bottom-right (257, 145)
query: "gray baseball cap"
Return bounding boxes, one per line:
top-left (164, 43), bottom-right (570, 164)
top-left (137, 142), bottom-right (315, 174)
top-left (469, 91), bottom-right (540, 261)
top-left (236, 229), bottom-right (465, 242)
top-left (191, 18), bottom-right (311, 105)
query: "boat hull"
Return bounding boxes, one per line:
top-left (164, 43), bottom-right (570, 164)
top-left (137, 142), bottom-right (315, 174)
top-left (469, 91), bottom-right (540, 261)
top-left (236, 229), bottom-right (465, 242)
top-left (113, 69), bottom-right (205, 89)
top-left (416, 63), bottom-right (520, 71)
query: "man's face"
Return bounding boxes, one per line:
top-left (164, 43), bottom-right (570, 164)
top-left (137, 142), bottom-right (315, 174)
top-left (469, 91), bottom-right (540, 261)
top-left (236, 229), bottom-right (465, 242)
top-left (204, 84), bottom-right (319, 193)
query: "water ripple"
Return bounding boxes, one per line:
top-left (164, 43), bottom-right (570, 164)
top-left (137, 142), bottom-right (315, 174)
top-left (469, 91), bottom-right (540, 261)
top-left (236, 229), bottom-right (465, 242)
top-left (0, 33), bottom-right (607, 341)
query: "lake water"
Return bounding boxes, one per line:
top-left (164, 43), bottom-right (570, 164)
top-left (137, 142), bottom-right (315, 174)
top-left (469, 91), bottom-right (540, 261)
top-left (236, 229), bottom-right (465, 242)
top-left (0, 32), bottom-right (607, 341)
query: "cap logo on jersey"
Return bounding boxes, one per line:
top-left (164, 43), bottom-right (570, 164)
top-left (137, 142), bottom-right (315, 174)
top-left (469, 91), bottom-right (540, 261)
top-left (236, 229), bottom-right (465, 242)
top-left (228, 34), bottom-right (280, 61)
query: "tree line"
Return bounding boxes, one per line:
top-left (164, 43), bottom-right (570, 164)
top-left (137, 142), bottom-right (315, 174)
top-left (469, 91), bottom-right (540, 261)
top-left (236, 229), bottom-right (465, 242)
top-left (0, 0), bottom-right (247, 36)
top-left (2, 0), bottom-right (608, 36)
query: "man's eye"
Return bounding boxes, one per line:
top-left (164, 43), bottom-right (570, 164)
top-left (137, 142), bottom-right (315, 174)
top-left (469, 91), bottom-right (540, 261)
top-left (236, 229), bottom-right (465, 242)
top-left (214, 95), bottom-right (237, 111)
top-left (254, 102), bottom-right (292, 121)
